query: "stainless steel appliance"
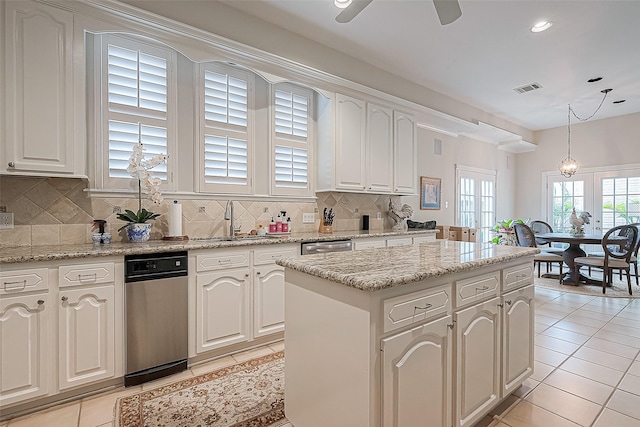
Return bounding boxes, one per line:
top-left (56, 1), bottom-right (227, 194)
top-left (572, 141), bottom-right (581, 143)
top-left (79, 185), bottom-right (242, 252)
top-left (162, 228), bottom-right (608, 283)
top-left (124, 251), bottom-right (188, 386)
top-left (301, 239), bottom-right (353, 255)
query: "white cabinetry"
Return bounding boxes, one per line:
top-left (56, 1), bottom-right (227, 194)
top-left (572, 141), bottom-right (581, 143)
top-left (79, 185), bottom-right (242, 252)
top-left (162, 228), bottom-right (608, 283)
top-left (57, 261), bottom-right (121, 391)
top-left (386, 236), bottom-right (413, 247)
top-left (2, 0), bottom-right (83, 176)
top-left (366, 103), bottom-right (393, 193)
top-left (381, 315), bottom-right (452, 427)
top-left (334, 94), bottom-right (366, 191)
top-left (393, 111), bottom-right (418, 194)
top-left (501, 285), bottom-right (534, 395)
top-left (353, 238), bottom-right (386, 250)
top-left (0, 289), bottom-right (50, 406)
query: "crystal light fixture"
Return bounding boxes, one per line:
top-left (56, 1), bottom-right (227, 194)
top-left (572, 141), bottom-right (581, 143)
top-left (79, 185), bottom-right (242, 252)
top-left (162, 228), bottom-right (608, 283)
top-left (558, 88), bottom-right (612, 178)
top-left (559, 104), bottom-right (578, 178)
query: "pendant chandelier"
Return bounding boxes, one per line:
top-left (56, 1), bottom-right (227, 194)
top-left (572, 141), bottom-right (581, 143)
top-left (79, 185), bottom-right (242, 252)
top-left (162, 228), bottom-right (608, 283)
top-left (558, 88), bottom-right (612, 178)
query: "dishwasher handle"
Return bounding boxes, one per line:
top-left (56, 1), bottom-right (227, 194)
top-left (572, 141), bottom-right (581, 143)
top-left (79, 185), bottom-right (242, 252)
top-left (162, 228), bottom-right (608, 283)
top-left (301, 240), bottom-right (353, 255)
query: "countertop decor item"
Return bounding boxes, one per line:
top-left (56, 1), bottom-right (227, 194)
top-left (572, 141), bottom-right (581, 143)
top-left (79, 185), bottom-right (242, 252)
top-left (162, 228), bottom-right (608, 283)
top-left (569, 207), bottom-right (591, 236)
top-left (491, 218), bottom-right (529, 245)
top-left (319, 207), bottom-right (334, 233)
top-left (388, 199), bottom-right (414, 231)
top-left (116, 124), bottom-right (167, 243)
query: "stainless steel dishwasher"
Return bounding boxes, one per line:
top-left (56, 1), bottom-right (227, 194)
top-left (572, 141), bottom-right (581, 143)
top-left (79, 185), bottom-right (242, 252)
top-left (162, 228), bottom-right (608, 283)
top-left (124, 251), bottom-right (188, 387)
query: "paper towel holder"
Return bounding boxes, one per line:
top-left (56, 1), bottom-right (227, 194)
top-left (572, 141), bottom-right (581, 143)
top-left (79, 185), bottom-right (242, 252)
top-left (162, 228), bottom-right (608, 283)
top-left (163, 200), bottom-right (189, 241)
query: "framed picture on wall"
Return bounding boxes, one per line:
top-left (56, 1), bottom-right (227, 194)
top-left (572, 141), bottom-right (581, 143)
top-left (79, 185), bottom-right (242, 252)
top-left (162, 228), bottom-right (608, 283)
top-left (420, 176), bottom-right (441, 210)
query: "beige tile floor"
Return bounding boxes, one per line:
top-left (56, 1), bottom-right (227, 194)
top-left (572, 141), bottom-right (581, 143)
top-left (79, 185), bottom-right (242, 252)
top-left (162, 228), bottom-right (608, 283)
top-left (4, 287), bottom-right (640, 427)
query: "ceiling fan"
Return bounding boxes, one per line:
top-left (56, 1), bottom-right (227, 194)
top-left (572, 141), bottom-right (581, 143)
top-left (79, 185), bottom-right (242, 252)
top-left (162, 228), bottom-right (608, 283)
top-left (335, 0), bottom-right (462, 25)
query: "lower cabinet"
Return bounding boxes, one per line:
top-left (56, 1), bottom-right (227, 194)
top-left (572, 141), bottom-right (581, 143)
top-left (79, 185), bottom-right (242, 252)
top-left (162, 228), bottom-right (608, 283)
top-left (58, 285), bottom-right (115, 390)
top-left (0, 293), bottom-right (50, 406)
top-left (454, 297), bottom-right (501, 427)
top-left (253, 265), bottom-right (285, 338)
top-left (502, 285), bottom-right (534, 396)
top-left (196, 268), bottom-right (251, 352)
top-left (381, 315), bottom-right (453, 427)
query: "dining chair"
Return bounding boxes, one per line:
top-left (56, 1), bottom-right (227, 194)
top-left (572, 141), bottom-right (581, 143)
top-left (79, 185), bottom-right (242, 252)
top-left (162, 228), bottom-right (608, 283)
top-left (529, 220), bottom-right (564, 255)
top-left (513, 223), bottom-right (564, 281)
top-left (573, 224), bottom-right (638, 295)
top-left (586, 223), bottom-right (640, 285)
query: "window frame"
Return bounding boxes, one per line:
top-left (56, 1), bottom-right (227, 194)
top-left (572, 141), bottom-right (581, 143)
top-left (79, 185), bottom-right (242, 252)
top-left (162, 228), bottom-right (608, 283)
top-left (270, 83), bottom-right (314, 197)
top-left (197, 62), bottom-right (254, 195)
top-left (94, 33), bottom-right (177, 192)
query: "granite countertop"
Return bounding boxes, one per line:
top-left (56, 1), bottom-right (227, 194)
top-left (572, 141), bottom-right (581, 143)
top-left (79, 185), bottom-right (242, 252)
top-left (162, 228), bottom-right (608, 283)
top-left (0, 229), bottom-right (435, 264)
top-left (276, 240), bottom-right (540, 291)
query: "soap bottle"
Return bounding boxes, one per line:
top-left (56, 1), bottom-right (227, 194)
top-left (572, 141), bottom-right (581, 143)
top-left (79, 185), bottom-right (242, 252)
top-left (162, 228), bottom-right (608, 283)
top-left (286, 217), bottom-right (292, 233)
top-left (276, 213), bottom-right (283, 232)
top-left (282, 216), bottom-right (289, 233)
top-left (269, 217), bottom-right (276, 233)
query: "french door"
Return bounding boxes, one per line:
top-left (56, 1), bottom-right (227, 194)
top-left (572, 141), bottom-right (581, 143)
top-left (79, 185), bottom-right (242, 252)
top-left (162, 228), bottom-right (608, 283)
top-left (546, 173), bottom-right (594, 234)
top-left (456, 166), bottom-right (496, 244)
top-left (594, 171), bottom-right (640, 233)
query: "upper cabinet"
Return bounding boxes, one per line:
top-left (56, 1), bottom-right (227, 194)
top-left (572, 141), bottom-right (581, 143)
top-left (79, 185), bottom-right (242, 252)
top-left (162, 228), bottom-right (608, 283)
top-left (2, 1), bottom-right (85, 177)
top-left (317, 93), bottom-right (417, 195)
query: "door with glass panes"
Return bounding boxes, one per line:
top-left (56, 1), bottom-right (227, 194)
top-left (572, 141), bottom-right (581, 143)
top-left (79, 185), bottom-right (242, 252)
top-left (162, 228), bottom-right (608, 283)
top-left (456, 166), bottom-right (496, 244)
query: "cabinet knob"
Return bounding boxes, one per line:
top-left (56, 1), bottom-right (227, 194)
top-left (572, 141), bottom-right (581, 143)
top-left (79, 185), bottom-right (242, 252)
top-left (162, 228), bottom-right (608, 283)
top-left (505, 300), bottom-right (512, 305)
top-left (256, 271), bottom-right (261, 275)
top-left (497, 303), bottom-right (504, 308)
top-left (245, 274), bottom-right (249, 278)
top-left (61, 296), bottom-right (68, 302)
top-left (37, 299), bottom-right (45, 306)
top-left (7, 162), bottom-right (15, 168)
top-left (447, 320), bottom-right (456, 330)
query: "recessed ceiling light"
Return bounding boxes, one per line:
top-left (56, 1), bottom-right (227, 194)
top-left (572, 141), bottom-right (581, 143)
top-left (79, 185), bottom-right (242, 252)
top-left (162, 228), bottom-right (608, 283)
top-left (587, 77), bottom-right (603, 83)
top-left (613, 100), bottom-right (626, 104)
top-left (531, 21), bottom-right (553, 33)
top-left (334, 0), bottom-right (352, 9)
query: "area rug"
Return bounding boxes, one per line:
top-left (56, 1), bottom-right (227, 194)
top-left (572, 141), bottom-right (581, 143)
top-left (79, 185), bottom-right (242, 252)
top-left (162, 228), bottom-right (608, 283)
top-left (534, 274), bottom-right (640, 297)
top-left (115, 351), bottom-right (287, 427)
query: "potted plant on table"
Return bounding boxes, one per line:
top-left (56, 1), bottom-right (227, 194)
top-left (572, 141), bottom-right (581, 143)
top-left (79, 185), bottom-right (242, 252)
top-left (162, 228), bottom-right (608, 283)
top-left (491, 218), bottom-right (529, 246)
top-left (117, 138), bottom-right (166, 242)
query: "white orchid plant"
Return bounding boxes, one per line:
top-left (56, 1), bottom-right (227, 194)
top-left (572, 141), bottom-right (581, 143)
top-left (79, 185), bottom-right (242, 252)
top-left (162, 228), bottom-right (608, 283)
top-left (117, 141), bottom-right (167, 231)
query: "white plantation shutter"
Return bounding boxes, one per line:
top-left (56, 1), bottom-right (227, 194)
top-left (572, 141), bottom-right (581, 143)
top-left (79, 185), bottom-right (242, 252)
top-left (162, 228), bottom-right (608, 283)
top-left (271, 84), bottom-right (313, 196)
top-left (100, 35), bottom-right (174, 189)
top-left (199, 64), bottom-right (253, 193)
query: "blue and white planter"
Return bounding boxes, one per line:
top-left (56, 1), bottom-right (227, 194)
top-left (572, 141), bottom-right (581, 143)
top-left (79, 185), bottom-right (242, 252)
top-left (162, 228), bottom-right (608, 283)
top-left (126, 223), bottom-right (152, 243)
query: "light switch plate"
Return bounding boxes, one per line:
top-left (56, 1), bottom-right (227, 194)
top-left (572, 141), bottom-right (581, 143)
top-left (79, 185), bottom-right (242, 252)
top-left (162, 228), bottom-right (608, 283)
top-left (302, 213), bottom-right (315, 223)
top-left (0, 213), bottom-right (14, 229)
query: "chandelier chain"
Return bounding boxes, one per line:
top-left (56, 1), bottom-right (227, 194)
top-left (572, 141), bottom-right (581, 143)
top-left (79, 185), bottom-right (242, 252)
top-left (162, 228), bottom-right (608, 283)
top-left (569, 89), bottom-right (611, 122)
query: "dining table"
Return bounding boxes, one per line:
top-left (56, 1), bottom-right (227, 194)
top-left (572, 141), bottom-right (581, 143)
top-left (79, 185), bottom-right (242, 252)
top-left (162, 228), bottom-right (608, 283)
top-left (535, 232), bottom-right (612, 285)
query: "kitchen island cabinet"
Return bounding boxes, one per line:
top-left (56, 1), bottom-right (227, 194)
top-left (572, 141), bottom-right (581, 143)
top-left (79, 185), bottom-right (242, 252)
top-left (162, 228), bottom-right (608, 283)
top-left (278, 240), bottom-right (537, 427)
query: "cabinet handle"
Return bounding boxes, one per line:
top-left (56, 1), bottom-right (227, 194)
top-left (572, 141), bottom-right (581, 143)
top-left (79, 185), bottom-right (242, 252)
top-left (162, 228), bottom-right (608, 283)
top-left (7, 162), bottom-right (15, 168)
top-left (475, 286), bottom-right (489, 291)
top-left (78, 273), bottom-right (97, 281)
top-left (497, 303), bottom-right (504, 308)
top-left (61, 296), bottom-right (68, 302)
top-left (256, 271), bottom-right (261, 275)
top-left (3, 279), bottom-right (26, 291)
top-left (219, 259), bottom-right (231, 265)
top-left (37, 299), bottom-right (45, 306)
top-left (414, 303), bottom-right (432, 311)
top-left (506, 300), bottom-right (512, 305)
top-left (447, 320), bottom-right (456, 329)
top-left (245, 273), bottom-right (249, 278)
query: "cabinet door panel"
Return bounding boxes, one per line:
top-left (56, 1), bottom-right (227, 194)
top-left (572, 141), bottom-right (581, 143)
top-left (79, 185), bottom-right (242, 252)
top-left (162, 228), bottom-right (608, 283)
top-left (59, 286), bottom-right (115, 390)
top-left (455, 297), bottom-right (500, 427)
top-left (366, 103), bottom-right (393, 192)
top-left (393, 112), bottom-right (417, 194)
top-left (196, 269), bottom-right (250, 352)
top-left (335, 94), bottom-right (366, 190)
top-left (502, 285), bottom-right (534, 395)
top-left (254, 266), bottom-right (285, 337)
top-left (4, 1), bottom-right (75, 173)
top-left (381, 315), bottom-right (452, 427)
top-left (0, 294), bottom-right (49, 405)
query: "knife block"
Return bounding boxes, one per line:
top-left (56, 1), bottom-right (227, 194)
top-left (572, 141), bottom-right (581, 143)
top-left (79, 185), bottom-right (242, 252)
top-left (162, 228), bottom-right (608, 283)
top-left (319, 224), bottom-right (333, 234)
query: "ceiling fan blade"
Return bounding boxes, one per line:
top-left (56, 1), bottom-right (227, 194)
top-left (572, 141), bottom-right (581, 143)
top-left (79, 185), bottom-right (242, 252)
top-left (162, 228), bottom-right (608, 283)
top-left (433, 0), bottom-right (462, 25)
top-left (336, 0), bottom-right (373, 23)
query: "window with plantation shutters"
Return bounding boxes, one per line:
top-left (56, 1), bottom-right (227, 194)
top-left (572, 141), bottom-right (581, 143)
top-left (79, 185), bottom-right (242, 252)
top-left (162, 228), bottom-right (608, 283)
top-left (98, 34), bottom-right (176, 190)
top-left (199, 64), bottom-right (253, 193)
top-left (272, 84), bottom-right (313, 196)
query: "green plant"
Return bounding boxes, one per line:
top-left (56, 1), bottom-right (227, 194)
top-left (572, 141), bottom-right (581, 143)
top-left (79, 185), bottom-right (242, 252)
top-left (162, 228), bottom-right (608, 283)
top-left (117, 208), bottom-right (161, 231)
top-left (491, 218), bottom-right (529, 245)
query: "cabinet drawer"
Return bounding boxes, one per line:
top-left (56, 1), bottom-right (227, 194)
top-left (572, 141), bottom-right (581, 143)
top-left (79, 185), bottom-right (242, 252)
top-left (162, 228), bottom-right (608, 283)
top-left (386, 237), bottom-right (413, 247)
top-left (455, 272), bottom-right (500, 308)
top-left (383, 284), bottom-right (451, 333)
top-left (254, 245), bottom-right (298, 266)
top-left (196, 250), bottom-right (250, 272)
top-left (1, 268), bottom-right (49, 294)
top-left (503, 263), bottom-right (534, 292)
top-left (413, 234), bottom-right (436, 244)
top-left (59, 262), bottom-right (115, 288)
top-left (354, 239), bottom-right (386, 250)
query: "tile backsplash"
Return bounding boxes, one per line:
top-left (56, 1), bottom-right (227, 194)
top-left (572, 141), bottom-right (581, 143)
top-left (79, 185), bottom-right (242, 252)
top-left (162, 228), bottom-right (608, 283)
top-left (0, 176), bottom-right (400, 246)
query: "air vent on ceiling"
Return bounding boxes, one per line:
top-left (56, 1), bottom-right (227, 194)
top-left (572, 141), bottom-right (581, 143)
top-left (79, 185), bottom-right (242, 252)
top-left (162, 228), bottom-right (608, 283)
top-left (513, 82), bottom-right (543, 94)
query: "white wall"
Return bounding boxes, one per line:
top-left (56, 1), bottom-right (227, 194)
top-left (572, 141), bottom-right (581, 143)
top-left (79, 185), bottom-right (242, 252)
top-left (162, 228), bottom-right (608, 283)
top-left (514, 112), bottom-right (640, 220)
top-left (404, 128), bottom-right (515, 226)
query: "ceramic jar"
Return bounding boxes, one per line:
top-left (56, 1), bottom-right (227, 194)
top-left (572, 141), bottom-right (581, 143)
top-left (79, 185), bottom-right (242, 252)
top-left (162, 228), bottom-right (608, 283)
top-left (127, 223), bottom-right (152, 242)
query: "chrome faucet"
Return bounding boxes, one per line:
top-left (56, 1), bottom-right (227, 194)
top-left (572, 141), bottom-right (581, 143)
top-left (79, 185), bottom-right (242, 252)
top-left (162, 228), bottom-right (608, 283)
top-left (224, 200), bottom-right (235, 239)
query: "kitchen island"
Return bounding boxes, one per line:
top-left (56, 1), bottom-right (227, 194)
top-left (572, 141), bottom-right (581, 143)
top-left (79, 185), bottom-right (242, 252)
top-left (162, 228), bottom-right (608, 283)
top-left (277, 240), bottom-right (539, 427)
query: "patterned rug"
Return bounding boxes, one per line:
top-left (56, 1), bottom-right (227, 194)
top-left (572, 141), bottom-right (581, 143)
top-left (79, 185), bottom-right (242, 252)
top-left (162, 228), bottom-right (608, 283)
top-left (115, 351), bottom-right (286, 427)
